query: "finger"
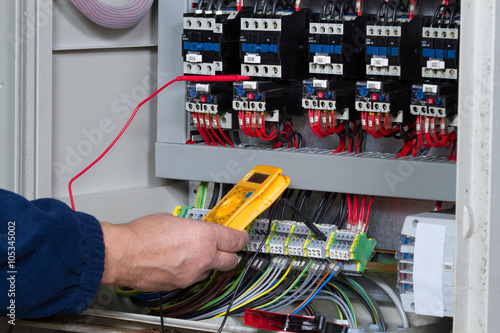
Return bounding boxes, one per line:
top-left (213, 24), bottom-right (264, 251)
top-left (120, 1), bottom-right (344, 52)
top-left (212, 225), bottom-right (249, 252)
top-left (210, 251), bottom-right (240, 272)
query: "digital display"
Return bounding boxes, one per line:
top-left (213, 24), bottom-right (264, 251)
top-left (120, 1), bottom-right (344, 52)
top-left (246, 172), bottom-right (269, 184)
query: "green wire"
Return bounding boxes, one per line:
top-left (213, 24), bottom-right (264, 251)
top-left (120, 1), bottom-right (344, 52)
top-left (114, 286), bottom-right (143, 297)
top-left (254, 259), bottom-right (313, 310)
top-left (201, 182), bottom-right (208, 209)
top-left (198, 268), bottom-right (247, 310)
top-left (328, 282), bottom-right (356, 327)
top-left (347, 278), bottom-right (381, 331)
top-left (333, 302), bottom-right (343, 319)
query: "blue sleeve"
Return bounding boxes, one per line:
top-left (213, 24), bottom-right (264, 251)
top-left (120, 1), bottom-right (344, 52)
top-left (0, 189), bottom-right (105, 319)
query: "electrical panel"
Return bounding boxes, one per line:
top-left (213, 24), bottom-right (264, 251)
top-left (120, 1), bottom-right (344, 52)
top-left (153, 0), bottom-right (463, 331)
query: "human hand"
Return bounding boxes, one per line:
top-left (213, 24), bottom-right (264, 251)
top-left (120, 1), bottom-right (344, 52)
top-left (100, 213), bottom-right (249, 291)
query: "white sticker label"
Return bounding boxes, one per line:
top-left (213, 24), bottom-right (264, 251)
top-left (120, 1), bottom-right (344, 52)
top-left (367, 81), bottom-right (382, 90)
top-left (371, 57), bottom-right (389, 67)
top-left (186, 53), bottom-right (202, 63)
top-left (196, 84), bottom-right (210, 93)
top-left (313, 55), bottom-right (332, 64)
top-left (427, 60), bottom-right (445, 69)
top-left (423, 84), bottom-right (438, 93)
top-left (243, 81), bottom-right (257, 90)
top-left (244, 54), bottom-right (261, 64)
top-left (313, 79), bottom-right (328, 88)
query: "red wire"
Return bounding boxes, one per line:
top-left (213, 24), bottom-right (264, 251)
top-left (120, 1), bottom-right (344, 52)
top-left (200, 114), bottom-right (218, 146)
top-left (210, 127), bottom-right (226, 147)
top-left (68, 74), bottom-right (249, 210)
top-left (193, 113), bottom-right (212, 146)
top-left (363, 196), bottom-right (374, 232)
top-left (409, 0), bottom-right (417, 18)
top-left (346, 194), bottom-right (353, 229)
top-left (356, 0), bottom-right (362, 15)
top-left (214, 115), bottom-right (235, 147)
top-left (238, 111), bottom-right (250, 136)
top-left (237, 0), bottom-right (243, 11)
top-left (353, 194), bottom-right (359, 227)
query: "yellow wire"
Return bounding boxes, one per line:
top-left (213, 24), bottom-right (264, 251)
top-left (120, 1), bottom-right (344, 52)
top-left (234, 263), bottom-right (273, 300)
top-left (349, 278), bottom-right (378, 324)
top-left (213, 264), bottom-right (293, 318)
top-left (195, 183), bottom-right (203, 208)
top-left (254, 259), bottom-right (310, 309)
top-left (328, 282), bottom-right (357, 328)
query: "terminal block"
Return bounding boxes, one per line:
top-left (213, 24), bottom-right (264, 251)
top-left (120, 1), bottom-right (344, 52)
top-left (302, 79), bottom-right (356, 121)
top-left (421, 19), bottom-right (460, 80)
top-left (326, 230), bottom-right (376, 274)
top-left (182, 10), bottom-right (242, 75)
top-left (186, 82), bottom-right (236, 129)
top-left (410, 83), bottom-right (458, 118)
top-left (246, 219), bottom-right (375, 274)
top-left (307, 15), bottom-right (367, 78)
top-left (239, 10), bottom-right (309, 79)
top-left (355, 80), bottom-right (411, 123)
top-left (365, 17), bottom-right (423, 80)
top-left (233, 80), bottom-right (302, 120)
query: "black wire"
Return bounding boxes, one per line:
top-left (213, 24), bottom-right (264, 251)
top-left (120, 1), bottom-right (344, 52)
top-left (432, 4), bottom-right (447, 24)
top-left (207, 0), bottom-right (216, 11)
top-left (208, 183), bottom-right (221, 209)
top-left (376, 1), bottom-right (387, 23)
top-left (280, 199), bottom-right (328, 240)
top-left (291, 189), bottom-right (303, 220)
top-left (339, 0), bottom-right (355, 20)
top-left (271, 0), bottom-right (280, 15)
top-left (216, 199), bottom-right (282, 333)
top-left (253, 0), bottom-right (261, 14)
top-left (322, 0), bottom-right (333, 19)
top-left (299, 190), bottom-right (312, 215)
top-left (232, 130), bottom-right (241, 145)
top-left (276, 123), bottom-right (303, 147)
top-left (330, 0), bottom-right (342, 20)
top-left (385, 1), bottom-right (398, 24)
top-left (221, 183), bottom-right (232, 198)
top-left (262, 0), bottom-right (273, 14)
top-left (197, 0), bottom-right (206, 10)
top-left (159, 291), bottom-right (166, 333)
top-left (312, 192), bottom-right (330, 223)
top-left (319, 192), bottom-right (338, 224)
top-left (392, 1), bottom-right (406, 23)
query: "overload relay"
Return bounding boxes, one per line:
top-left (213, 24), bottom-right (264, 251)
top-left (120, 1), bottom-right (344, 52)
top-left (302, 79), bottom-right (355, 120)
top-left (365, 17), bottom-right (423, 80)
top-left (233, 80), bottom-right (302, 120)
top-left (355, 80), bottom-right (410, 122)
top-left (186, 82), bottom-right (236, 129)
top-left (421, 20), bottom-right (460, 80)
top-left (398, 212), bottom-right (455, 318)
top-left (410, 83), bottom-right (458, 118)
top-left (239, 10), bottom-right (309, 80)
top-left (307, 15), bottom-right (368, 78)
top-left (182, 10), bottom-right (242, 75)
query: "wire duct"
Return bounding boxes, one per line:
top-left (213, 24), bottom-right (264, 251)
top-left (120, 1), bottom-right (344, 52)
top-left (69, 0), bottom-right (154, 30)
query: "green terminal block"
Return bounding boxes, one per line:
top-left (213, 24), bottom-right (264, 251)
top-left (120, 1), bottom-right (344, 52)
top-left (173, 205), bottom-right (195, 217)
top-left (326, 230), bottom-right (377, 274)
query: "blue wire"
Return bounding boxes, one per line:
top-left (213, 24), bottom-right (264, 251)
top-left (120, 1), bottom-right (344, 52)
top-left (291, 262), bottom-right (342, 315)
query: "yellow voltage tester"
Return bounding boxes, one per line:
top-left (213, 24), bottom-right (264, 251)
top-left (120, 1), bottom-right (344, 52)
top-left (203, 165), bottom-right (290, 230)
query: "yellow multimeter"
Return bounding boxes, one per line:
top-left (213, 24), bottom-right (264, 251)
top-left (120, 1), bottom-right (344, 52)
top-left (203, 165), bottom-right (290, 230)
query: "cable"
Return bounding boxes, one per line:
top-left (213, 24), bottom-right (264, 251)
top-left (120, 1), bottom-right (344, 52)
top-left (68, 74), bottom-right (249, 210)
top-left (366, 275), bottom-right (409, 329)
top-left (208, 183), bottom-right (221, 209)
top-left (215, 199), bottom-right (282, 333)
top-left (290, 263), bottom-right (342, 315)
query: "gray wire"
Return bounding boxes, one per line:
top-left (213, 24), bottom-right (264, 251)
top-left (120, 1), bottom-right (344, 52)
top-left (366, 275), bottom-right (409, 329)
top-left (265, 270), bottom-right (319, 312)
top-left (190, 265), bottom-right (281, 320)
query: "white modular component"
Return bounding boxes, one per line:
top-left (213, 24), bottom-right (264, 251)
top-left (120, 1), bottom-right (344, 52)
top-left (398, 212), bottom-right (455, 317)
